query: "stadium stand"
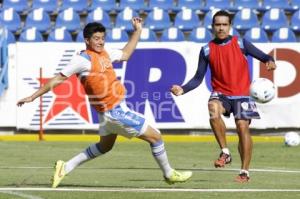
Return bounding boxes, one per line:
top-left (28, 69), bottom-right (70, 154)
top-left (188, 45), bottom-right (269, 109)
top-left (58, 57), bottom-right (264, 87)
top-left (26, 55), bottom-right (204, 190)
top-left (174, 0), bottom-right (202, 13)
top-left (0, 27), bottom-right (9, 96)
top-left (290, 10), bottom-right (300, 33)
top-left (144, 7), bottom-right (172, 31)
top-left (140, 28), bottom-right (158, 42)
top-left (106, 28), bottom-right (129, 42)
top-left (32, 0), bottom-right (59, 14)
top-left (232, 0), bottom-right (261, 11)
top-left (203, 0), bottom-right (233, 12)
top-left (6, 30), bottom-right (16, 44)
top-left (76, 30), bottom-right (84, 42)
top-left (244, 27), bottom-right (269, 42)
top-left (148, 0), bottom-right (175, 12)
top-left (60, 0), bottom-right (88, 13)
top-left (261, 8), bottom-right (289, 33)
top-left (88, 0), bottom-right (117, 13)
top-left (189, 27), bottom-right (212, 43)
top-left (118, 0), bottom-right (148, 13)
top-left (271, 27), bottom-right (298, 42)
top-left (261, 0), bottom-right (291, 11)
top-left (24, 8), bottom-right (52, 33)
top-left (115, 7), bottom-right (139, 32)
top-left (203, 9), bottom-right (220, 29)
top-left (47, 27), bottom-right (73, 42)
top-left (19, 27), bottom-right (44, 42)
top-left (2, 0), bottom-right (29, 14)
top-left (86, 8), bottom-right (112, 28)
top-left (174, 8), bottom-right (201, 31)
top-left (290, 0), bottom-right (300, 11)
top-left (160, 27), bottom-right (185, 41)
top-left (0, 8), bottom-right (22, 33)
top-left (55, 8), bottom-right (81, 32)
top-left (233, 8), bottom-right (260, 31)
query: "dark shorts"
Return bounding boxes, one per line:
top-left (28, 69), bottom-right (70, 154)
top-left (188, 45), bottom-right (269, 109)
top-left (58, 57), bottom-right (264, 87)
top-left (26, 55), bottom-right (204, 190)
top-left (209, 92), bottom-right (260, 120)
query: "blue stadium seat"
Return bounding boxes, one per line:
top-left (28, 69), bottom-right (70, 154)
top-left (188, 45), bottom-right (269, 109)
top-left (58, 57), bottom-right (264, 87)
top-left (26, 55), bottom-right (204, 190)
top-left (89, 0), bottom-right (117, 13)
top-left (76, 30), bottom-right (84, 42)
top-left (60, 0), bottom-right (88, 13)
top-left (204, 0), bottom-right (233, 12)
top-left (230, 28), bottom-right (240, 36)
top-left (148, 0), bottom-right (174, 12)
top-left (174, 8), bottom-right (201, 31)
top-left (261, 0), bottom-right (291, 11)
top-left (106, 28), bottom-right (129, 42)
top-left (25, 8), bottom-right (51, 32)
top-left (144, 7), bottom-right (171, 31)
top-left (261, 9), bottom-right (288, 33)
top-left (0, 8), bottom-right (22, 32)
top-left (115, 7), bottom-right (139, 32)
top-left (55, 8), bottom-right (81, 32)
top-left (6, 30), bottom-right (16, 44)
top-left (203, 9), bottom-right (219, 29)
top-left (232, 0), bottom-right (261, 11)
top-left (2, 0), bottom-right (29, 13)
top-left (271, 27), bottom-right (297, 42)
top-left (189, 27), bottom-right (212, 43)
top-left (118, 0), bottom-right (147, 13)
top-left (86, 8), bottom-right (112, 29)
top-left (244, 27), bottom-right (269, 42)
top-left (19, 27), bottom-right (44, 42)
top-left (290, 0), bottom-right (300, 12)
top-left (160, 27), bottom-right (185, 41)
top-left (233, 9), bottom-right (259, 31)
top-left (140, 28), bottom-right (158, 42)
top-left (47, 27), bottom-right (73, 42)
top-left (174, 0), bottom-right (203, 13)
top-left (32, 0), bottom-right (59, 14)
top-left (290, 10), bottom-right (300, 33)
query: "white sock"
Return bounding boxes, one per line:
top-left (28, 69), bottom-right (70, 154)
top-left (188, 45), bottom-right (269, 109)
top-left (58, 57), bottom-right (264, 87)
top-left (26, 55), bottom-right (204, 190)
top-left (222, 148), bottom-right (230, 155)
top-left (151, 140), bottom-right (173, 178)
top-left (65, 143), bottom-right (103, 174)
top-left (240, 169), bottom-right (250, 177)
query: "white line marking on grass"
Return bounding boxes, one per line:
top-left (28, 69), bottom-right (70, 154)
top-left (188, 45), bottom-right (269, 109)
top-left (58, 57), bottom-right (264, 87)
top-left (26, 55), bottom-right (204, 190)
top-left (0, 190), bottom-right (44, 199)
top-left (0, 188), bottom-right (300, 193)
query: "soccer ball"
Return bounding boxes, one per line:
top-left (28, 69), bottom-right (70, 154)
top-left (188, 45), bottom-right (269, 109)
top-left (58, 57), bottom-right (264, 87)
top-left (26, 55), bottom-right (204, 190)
top-left (284, 132), bottom-right (300, 147)
top-left (250, 78), bottom-right (276, 103)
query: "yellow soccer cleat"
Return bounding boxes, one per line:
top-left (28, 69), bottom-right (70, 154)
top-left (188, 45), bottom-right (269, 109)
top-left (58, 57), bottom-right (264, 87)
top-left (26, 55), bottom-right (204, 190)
top-left (51, 160), bottom-right (66, 188)
top-left (164, 169), bottom-right (192, 185)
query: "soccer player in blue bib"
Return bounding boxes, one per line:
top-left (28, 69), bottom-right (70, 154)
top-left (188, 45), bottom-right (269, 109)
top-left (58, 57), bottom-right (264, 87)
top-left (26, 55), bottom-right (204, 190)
top-left (171, 10), bottom-right (276, 182)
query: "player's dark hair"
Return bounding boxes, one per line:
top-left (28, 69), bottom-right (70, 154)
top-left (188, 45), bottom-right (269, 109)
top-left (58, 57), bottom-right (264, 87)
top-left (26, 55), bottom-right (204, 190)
top-left (83, 22), bottom-right (106, 39)
top-left (212, 10), bottom-right (232, 25)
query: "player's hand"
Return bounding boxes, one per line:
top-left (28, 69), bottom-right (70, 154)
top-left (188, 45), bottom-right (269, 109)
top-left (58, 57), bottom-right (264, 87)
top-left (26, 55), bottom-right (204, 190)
top-left (266, 61), bottom-right (276, 71)
top-left (17, 96), bottom-right (33, 107)
top-left (132, 17), bottom-right (142, 31)
top-left (170, 85), bottom-right (184, 96)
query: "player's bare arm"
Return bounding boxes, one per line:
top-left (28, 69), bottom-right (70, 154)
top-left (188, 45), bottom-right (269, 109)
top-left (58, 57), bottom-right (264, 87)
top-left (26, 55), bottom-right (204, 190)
top-left (265, 60), bottom-right (276, 71)
top-left (17, 74), bottom-right (68, 107)
top-left (120, 17), bottom-right (143, 61)
top-left (170, 85), bottom-right (184, 96)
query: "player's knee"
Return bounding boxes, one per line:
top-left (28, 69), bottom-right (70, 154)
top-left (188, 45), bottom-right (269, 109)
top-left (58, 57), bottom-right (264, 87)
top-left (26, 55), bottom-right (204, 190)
top-left (236, 120), bottom-right (250, 131)
top-left (208, 101), bottom-right (222, 119)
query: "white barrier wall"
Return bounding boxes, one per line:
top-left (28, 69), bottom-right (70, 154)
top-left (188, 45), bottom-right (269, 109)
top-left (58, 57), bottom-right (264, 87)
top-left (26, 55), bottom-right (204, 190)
top-left (0, 42), bottom-right (299, 130)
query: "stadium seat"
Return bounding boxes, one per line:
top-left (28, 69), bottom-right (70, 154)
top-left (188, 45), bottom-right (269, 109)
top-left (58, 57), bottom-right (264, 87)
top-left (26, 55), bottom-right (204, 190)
top-left (244, 27), bottom-right (269, 42)
top-left (86, 8), bottom-right (112, 29)
top-left (290, 10), bottom-right (300, 33)
top-left (232, 0), bottom-right (261, 11)
top-left (47, 27), bottom-right (73, 42)
top-left (60, 0), bottom-right (88, 13)
top-left (160, 27), bottom-right (185, 41)
top-left (148, 0), bottom-right (174, 12)
top-left (76, 30), bottom-right (84, 42)
top-left (106, 28), bottom-right (129, 42)
top-left (144, 7), bottom-right (171, 31)
top-left (230, 28), bottom-right (240, 36)
top-left (118, 0), bottom-right (147, 13)
top-left (174, 8), bottom-right (201, 31)
top-left (290, 0), bottom-right (300, 12)
top-left (174, 0), bottom-right (203, 13)
top-left (24, 8), bottom-right (51, 32)
top-left (0, 8), bottom-right (22, 32)
top-left (261, 9), bottom-right (288, 33)
top-left (55, 8), bottom-right (81, 32)
top-left (271, 27), bottom-right (297, 42)
top-left (19, 27), bottom-right (44, 42)
top-left (140, 28), bottom-right (158, 42)
top-left (2, 0), bottom-right (29, 13)
top-left (32, 0), bottom-right (59, 14)
top-left (115, 7), bottom-right (139, 32)
top-left (6, 30), bottom-right (16, 44)
top-left (203, 0), bottom-right (233, 12)
top-left (261, 0), bottom-right (291, 11)
top-left (189, 27), bottom-right (212, 43)
top-left (233, 9), bottom-right (259, 31)
top-left (89, 0), bottom-right (117, 13)
top-left (203, 9), bottom-right (220, 29)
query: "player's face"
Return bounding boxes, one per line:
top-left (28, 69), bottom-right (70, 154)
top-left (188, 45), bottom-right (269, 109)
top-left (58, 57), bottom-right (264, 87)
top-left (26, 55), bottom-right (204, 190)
top-left (85, 32), bottom-right (105, 53)
top-left (212, 16), bottom-right (231, 40)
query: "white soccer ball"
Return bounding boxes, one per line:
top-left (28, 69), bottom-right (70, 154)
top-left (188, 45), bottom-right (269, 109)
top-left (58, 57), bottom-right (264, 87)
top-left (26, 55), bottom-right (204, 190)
top-left (250, 78), bottom-right (276, 103)
top-left (284, 132), bottom-right (300, 147)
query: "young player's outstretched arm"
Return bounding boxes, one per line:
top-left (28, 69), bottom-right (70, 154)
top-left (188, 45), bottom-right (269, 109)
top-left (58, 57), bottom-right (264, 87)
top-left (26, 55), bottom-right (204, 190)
top-left (120, 17), bottom-right (143, 61)
top-left (17, 74), bottom-right (68, 107)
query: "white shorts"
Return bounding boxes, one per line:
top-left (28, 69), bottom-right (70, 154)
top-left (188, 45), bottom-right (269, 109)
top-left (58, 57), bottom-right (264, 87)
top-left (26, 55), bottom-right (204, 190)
top-left (98, 100), bottom-right (149, 138)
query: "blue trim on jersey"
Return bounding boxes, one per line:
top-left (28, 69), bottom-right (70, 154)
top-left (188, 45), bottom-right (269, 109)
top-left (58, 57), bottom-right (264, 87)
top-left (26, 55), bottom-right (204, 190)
top-left (80, 52), bottom-right (91, 61)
